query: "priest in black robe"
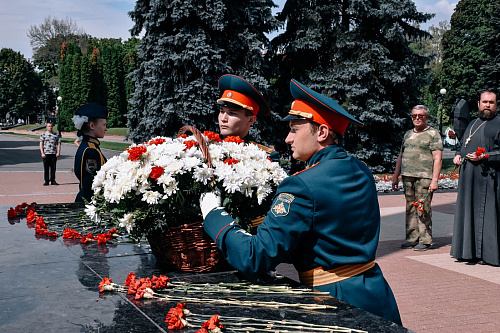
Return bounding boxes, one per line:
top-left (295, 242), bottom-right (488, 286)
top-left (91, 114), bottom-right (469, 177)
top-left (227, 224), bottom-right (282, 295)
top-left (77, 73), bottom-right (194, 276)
top-left (451, 90), bottom-right (500, 266)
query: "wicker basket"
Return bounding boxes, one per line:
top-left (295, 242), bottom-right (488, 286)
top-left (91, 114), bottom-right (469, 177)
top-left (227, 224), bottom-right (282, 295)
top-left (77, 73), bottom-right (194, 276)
top-left (147, 221), bottom-right (232, 272)
top-left (147, 126), bottom-right (232, 272)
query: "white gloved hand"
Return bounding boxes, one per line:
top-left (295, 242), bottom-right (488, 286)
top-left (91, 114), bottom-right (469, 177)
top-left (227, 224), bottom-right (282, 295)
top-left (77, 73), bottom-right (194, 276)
top-left (200, 191), bottom-right (222, 219)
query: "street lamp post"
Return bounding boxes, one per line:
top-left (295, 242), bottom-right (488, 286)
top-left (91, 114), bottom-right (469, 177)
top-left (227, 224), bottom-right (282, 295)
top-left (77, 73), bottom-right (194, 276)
top-left (439, 88), bottom-right (447, 135)
top-left (56, 96), bottom-right (62, 135)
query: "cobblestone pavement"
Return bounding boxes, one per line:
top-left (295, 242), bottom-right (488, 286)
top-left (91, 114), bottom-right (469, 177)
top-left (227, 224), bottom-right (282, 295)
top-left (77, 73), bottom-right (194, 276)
top-left (1, 131), bottom-right (499, 333)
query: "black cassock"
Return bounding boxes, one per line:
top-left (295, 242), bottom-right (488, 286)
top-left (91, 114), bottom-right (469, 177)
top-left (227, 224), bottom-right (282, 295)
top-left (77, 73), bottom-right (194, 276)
top-left (451, 114), bottom-right (500, 265)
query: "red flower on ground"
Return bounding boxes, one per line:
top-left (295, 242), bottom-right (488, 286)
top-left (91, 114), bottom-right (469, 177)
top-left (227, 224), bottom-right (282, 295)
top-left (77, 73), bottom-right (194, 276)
top-left (224, 136), bottom-right (244, 144)
top-left (96, 233), bottom-right (112, 244)
top-left (26, 205), bottom-right (36, 213)
top-left (81, 233), bottom-right (94, 244)
top-left (99, 277), bottom-right (113, 292)
top-left (107, 228), bottom-right (118, 236)
top-left (149, 166), bottom-right (164, 181)
top-left (26, 210), bottom-right (37, 223)
top-left (15, 205), bottom-right (25, 214)
top-left (201, 314), bottom-right (224, 332)
top-left (126, 146), bottom-right (148, 161)
top-left (178, 134), bottom-right (187, 139)
top-left (128, 279), bottom-right (139, 295)
top-left (152, 274), bottom-right (170, 290)
top-left (7, 208), bottom-right (17, 218)
top-left (124, 272), bottom-right (136, 287)
top-left (36, 216), bottom-right (46, 228)
top-left (63, 228), bottom-right (82, 239)
top-left (196, 328), bottom-right (209, 333)
top-left (45, 231), bottom-right (58, 237)
top-left (223, 158), bottom-right (239, 166)
top-left (165, 303), bottom-right (189, 330)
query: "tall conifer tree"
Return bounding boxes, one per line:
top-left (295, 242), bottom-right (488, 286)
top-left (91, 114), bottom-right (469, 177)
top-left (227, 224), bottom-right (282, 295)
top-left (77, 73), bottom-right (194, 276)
top-left (272, 0), bottom-right (433, 172)
top-left (441, 0), bottom-right (499, 108)
top-left (127, 0), bottom-right (279, 143)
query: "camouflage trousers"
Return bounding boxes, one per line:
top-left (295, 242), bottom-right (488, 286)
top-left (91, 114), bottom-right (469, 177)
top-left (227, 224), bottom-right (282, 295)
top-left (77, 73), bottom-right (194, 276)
top-left (402, 176), bottom-right (433, 245)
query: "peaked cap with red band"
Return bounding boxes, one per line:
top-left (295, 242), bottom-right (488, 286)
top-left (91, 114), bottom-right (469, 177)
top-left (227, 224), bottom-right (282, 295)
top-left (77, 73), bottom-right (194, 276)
top-left (217, 74), bottom-right (270, 116)
top-left (283, 79), bottom-right (363, 135)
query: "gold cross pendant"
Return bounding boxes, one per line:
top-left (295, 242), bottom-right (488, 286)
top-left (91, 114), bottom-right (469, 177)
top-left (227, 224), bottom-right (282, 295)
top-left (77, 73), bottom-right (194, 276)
top-left (465, 137), bottom-right (471, 147)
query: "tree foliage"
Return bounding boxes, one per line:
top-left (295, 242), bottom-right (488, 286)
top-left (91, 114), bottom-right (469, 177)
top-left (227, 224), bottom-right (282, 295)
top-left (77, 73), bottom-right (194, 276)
top-left (271, 0), bottom-right (433, 172)
top-left (0, 48), bottom-right (44, 122)
top-left (441, 0), bottom-right (499, 111)
top-left (126, 0), bottom-right (280, 143)
top-left (27, 16), bottom-right (91, 89)
top-left (57, 39), bottom-right (141, 131)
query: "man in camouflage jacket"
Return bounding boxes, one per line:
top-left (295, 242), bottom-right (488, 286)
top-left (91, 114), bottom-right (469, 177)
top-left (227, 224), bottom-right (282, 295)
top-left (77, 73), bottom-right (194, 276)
top-left (392, 105), bottom-right (443, 251)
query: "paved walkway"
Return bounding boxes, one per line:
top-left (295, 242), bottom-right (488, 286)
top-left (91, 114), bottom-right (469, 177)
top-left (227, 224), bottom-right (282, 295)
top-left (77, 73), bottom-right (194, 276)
top-left (1, 131), bottom-right (499, 333)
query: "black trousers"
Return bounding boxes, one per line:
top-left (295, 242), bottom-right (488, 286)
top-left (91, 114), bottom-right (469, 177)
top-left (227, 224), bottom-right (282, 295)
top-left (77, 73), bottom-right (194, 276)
top-left (42, 154), bottom-right (57, 183)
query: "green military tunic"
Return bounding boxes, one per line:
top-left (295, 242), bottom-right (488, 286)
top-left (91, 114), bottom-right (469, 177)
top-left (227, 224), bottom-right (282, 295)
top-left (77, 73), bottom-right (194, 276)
top-left (204, 145), bottom-right (401, 324)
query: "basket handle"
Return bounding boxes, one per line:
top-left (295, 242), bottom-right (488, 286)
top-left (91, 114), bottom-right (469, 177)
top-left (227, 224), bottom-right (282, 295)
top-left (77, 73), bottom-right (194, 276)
top-left (178, 126), bottom-right (213, 169)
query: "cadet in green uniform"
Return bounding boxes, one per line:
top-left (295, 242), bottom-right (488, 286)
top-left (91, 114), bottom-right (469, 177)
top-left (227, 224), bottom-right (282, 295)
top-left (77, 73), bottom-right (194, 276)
top-left (216, 74), bottom-right (279, 162)
top-left (200, 79), bottom-right (402, 325)
top-left (72, 103), bottom-right (108, 203)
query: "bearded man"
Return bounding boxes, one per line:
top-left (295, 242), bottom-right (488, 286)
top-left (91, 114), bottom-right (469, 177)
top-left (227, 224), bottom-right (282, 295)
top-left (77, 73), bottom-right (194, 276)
top-left (451, 90), bottom-right (500, 266)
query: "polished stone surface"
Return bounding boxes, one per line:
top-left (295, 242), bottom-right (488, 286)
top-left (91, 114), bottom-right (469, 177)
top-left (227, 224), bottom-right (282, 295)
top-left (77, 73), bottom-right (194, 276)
top-left (0, 204), bottom-right (412, 332)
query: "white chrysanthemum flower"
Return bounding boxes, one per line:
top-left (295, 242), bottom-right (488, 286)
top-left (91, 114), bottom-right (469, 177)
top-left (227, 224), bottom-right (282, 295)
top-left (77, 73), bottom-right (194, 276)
top-left (118, 213), bottom-right (136, 233)
top-left (142, 191), bottom-right (162, 205)
top-left (84, 204), bottom-right (102, 223)
top-left (164, 160), bottom-right (185, 174)
top-left (193, 165), bottom-right (213, 185)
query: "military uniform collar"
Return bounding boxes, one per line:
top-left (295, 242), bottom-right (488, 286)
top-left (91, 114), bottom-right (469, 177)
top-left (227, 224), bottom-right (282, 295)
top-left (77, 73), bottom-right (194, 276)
top-left (306, 145), bottom-right (346, 167)
top-left (84, 135), bottom-right (101, 145)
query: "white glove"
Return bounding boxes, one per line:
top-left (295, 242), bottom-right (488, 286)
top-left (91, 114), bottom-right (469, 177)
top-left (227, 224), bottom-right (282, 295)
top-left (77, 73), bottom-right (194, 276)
top-left (200, 191), bottom-right (222, 219)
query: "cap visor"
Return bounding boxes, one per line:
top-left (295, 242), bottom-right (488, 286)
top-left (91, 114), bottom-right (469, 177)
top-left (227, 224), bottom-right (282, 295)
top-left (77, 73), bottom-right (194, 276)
top-left (282, 114), bottom-right (306, 121)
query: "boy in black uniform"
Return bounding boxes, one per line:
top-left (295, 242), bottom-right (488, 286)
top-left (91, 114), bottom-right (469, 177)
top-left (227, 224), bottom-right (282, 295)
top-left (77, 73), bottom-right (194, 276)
top-left (72, 103), bottom-right (108, 203)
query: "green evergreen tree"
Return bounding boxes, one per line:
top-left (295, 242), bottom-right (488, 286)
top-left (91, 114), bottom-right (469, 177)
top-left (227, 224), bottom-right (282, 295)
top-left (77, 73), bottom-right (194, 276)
top-left (479, 0), bottom-right (500, 95)
top-left (127, 0), bottom-right (279, 143)
top-left (271, 0), bottom-right (433, 172)
top-left (441, 0), bottom-right (499, 110)
top-left (0, 48), bottom-right (44, 123)
top-left (122, 38), bottom-right (142, 112)
top-left (96, 39), bottom-right (128, 127)
top-left (58, 43), bottom-right (88, 131)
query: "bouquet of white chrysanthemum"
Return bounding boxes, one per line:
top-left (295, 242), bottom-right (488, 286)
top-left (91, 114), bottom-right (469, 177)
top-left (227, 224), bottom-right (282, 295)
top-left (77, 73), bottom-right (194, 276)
top-left (87, 127), bottom-right (287, 240)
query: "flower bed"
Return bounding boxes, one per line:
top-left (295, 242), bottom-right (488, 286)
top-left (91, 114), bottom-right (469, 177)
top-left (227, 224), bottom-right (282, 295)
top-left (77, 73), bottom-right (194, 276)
top-left (374, 171), bottom-right (459, 193)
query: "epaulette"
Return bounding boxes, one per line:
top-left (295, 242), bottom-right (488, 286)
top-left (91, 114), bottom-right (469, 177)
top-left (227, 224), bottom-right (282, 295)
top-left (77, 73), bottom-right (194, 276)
top-left (293, 162), bottom-right (320, 176)
top-left (249, 141), bottom-right (275, 153)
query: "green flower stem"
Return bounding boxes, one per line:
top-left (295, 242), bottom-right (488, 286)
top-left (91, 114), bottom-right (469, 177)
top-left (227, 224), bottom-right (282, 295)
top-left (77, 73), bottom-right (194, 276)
top-left (188, 314), bottom-right (367, 333)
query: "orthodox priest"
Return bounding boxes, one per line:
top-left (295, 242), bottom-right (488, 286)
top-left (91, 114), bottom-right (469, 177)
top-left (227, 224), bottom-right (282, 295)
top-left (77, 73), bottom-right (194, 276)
top-left (451, 90), bottom-right (500, 266)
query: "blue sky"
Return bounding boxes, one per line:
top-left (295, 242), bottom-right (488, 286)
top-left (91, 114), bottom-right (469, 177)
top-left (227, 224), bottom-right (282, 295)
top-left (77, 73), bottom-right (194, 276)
top-left (0, 0), bottom-right (457, 60)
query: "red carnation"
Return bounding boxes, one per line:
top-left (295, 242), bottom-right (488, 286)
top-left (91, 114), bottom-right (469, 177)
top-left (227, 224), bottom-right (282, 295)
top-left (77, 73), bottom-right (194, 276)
top-left (223, 158), bottom-right (239, 166)
top-left (126, 146), bottom-right (148, 161)
top-left (149, 166), bottom-right (164, 181)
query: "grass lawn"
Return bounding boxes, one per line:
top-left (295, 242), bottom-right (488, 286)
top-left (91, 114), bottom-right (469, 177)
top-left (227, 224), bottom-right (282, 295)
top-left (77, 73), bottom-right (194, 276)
top-left (105, 128), bottom-right (128, 136)
top-left (10, 124), bottom-right (44, 131)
